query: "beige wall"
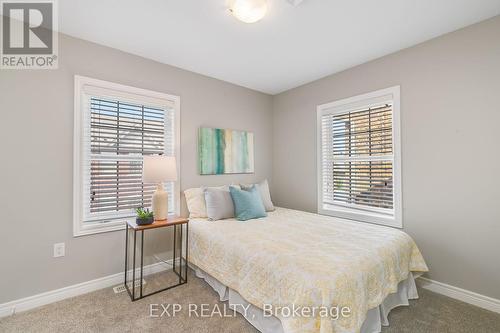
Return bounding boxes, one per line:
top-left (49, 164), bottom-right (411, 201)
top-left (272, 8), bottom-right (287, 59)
top-left (272, 16), bottom-right (500, 299)
top-left (0, 34), bottom-right (273, 303)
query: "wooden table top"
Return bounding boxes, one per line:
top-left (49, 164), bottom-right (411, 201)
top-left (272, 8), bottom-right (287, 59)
top-left (127, 216), bottom-right (188, 230)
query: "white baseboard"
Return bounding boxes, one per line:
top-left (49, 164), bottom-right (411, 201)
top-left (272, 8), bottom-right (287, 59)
top-left (417, 277), bottom-right (500, 314)
top-left (0, 259), bottom-right (174, 318)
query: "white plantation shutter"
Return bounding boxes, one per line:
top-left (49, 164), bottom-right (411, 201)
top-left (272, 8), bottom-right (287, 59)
top-left (317, 87), bottom-right (401, 227)
top-left (321, 105), bottom-right (393, 209)
top-left (74, 76), bottom-right (180, 236)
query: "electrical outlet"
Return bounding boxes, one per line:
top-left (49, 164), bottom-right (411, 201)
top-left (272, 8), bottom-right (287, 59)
top-left (53, 243), bottom-right (65, 258)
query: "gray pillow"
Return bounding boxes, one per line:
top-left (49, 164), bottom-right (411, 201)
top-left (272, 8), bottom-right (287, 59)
top-left (203, 187), bottom-right (235, 221)
top-left (241, 179), bottom-right (275, 212)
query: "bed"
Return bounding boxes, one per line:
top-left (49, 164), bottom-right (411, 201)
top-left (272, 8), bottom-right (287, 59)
top-left (188, 207), bottom-right (428, 333)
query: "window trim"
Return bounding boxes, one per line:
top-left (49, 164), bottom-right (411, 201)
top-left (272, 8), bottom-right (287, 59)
top-left (316, 86), bottom-right (402, 228)
top-left (73, 75), bottom-right (181, 237)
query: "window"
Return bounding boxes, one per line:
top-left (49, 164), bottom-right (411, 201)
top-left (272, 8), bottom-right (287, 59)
top-left (73, 76), bottom-right (180, 236)
top-left (317, 86), bottom-right (402, 227)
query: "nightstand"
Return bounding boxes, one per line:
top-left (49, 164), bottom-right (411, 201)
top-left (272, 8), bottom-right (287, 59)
top-left (124, 216), bottom-right (189, 301)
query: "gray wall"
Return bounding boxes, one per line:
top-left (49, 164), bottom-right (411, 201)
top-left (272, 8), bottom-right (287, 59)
top-left (272, 16), bottom-right (500, 299)
top-left (0, 34), bottom-right (273, 303)
top-left (1, 15), bottom-right (499, 305)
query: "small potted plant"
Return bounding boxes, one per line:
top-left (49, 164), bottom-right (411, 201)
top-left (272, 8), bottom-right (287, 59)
top-left (136, 207), bottom-right (154, 226)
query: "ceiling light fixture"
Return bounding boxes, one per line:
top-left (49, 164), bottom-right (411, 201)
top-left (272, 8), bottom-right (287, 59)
top-left (229, 0), bottom-right (268, 23)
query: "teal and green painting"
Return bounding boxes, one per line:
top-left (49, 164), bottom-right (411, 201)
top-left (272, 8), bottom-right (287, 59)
top-left (198, 127), bottom-right (254, 175)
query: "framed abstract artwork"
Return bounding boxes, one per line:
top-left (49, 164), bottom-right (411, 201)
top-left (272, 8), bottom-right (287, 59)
top-left (198, 127), bottom-right (254, 175)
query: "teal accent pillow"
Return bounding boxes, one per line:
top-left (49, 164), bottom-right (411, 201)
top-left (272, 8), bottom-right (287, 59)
top-left (229, 185), bottom-right (267, 221)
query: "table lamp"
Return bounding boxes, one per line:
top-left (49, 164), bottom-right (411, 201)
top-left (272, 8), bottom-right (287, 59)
top-left (142, 155), bottom-right (177, 221)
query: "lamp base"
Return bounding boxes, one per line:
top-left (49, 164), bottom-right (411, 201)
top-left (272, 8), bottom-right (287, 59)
top-left (152, 183), bottom-right (168, 220)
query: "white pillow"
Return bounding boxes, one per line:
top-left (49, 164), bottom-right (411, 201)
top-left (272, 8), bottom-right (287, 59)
top-left (184, 187), bottom-right (207, 218)
top-left (241, 179), bottom-right (275, 212)
top-left (204, 187), bottom-right (235, 221)
top-left (184, 185), bottom-right (240, 218)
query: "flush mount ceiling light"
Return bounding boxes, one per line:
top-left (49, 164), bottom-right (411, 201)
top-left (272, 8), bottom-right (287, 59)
top-left (228, 0), bottom-right (304, 24)
top-left (229, 0), bottom-right (269, 23)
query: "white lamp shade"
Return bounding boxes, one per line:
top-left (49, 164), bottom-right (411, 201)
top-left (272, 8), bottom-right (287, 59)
top-left (143, 155), bottom-right (177, 183)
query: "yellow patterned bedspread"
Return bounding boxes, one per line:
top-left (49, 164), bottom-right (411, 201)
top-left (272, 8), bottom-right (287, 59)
top-left (188, 207), bottom-right (428, 333)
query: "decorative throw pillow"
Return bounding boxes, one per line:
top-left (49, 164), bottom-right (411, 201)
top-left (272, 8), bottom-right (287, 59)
top-left (241, 179), bottom-right (275, 211)
top-left (229, 185), bottom-right (267, 221)
top-left (184, 185), bottom-right (238, 218)
top-left (204, 187), bottom-right (235, 221)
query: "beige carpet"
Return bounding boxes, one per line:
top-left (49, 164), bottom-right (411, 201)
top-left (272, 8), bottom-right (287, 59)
top-left (1, 270), bottom-right (499, 333)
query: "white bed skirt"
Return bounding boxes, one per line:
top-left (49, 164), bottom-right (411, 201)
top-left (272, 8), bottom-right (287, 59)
top-left (193, 265), bottom-right (420, 333)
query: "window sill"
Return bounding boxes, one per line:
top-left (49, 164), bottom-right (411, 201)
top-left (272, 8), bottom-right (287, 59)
top-left (73, 220), bottom-right (128, 237)
top-left (319, 204), bottom-right (402, 228)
